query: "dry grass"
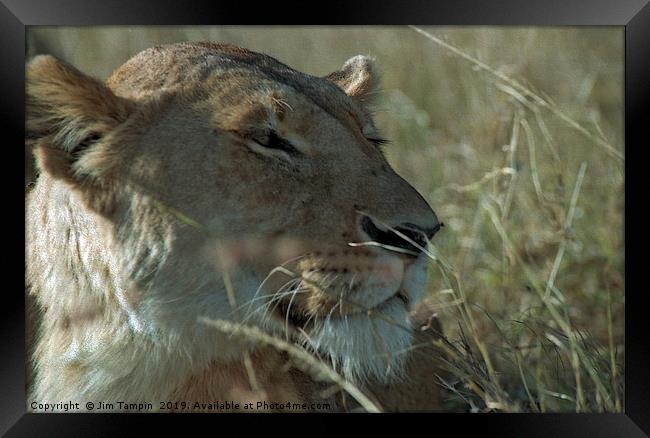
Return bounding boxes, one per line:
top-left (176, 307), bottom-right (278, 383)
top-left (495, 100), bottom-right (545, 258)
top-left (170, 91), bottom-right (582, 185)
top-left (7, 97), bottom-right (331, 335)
top-left (27, 26), bottom-right (624, 412)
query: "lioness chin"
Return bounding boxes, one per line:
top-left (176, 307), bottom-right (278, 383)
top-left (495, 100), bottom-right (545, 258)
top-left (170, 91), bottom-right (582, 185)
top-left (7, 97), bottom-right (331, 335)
top-left (26, 42), bottom-right (444, 412)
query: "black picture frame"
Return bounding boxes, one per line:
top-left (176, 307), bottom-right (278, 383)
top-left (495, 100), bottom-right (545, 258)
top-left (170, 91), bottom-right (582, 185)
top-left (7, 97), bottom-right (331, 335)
top-left (3, 0), bottom-right (648, 436)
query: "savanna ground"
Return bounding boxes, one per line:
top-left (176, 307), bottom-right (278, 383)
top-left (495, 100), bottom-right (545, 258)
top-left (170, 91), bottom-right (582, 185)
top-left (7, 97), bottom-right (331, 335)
top-left (26, 26), bottom-right (624, 413)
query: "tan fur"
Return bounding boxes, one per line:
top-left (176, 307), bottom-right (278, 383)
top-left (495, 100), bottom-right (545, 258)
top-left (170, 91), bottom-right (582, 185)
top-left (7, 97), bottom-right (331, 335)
top-left (26, 42), bottom-right (445, 412)
top-left (169, 348), bottom-right (314, 412)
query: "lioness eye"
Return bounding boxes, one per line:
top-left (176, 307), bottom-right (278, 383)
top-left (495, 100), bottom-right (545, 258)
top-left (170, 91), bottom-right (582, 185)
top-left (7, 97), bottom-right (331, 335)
top-left (366, 137), bottom-right (389, 147)
top-left (253, 131), bottom-right (300, 155)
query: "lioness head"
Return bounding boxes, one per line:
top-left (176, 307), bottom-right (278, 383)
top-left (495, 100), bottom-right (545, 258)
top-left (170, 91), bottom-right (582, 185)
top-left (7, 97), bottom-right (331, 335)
top-left (26, 42), bottom-right (441, 388)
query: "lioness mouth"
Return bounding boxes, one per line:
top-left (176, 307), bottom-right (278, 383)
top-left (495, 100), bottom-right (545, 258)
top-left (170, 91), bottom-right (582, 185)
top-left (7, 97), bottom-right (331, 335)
top-left (275, 289), bottom-right (410, 331)
top-left (276, 299), bottom-right (313, 329)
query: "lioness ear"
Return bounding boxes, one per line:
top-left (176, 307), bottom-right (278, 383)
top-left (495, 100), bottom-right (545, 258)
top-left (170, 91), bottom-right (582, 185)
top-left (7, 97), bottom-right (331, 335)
top-left (26, 55), bottom-right (134, 211)
top-left (324, 55), bottom-right (381, 104)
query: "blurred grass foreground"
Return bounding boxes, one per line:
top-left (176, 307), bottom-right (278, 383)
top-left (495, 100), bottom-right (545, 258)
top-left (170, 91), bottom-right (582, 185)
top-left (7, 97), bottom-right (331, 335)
top-left (26, 26), bottom-right (624, 412)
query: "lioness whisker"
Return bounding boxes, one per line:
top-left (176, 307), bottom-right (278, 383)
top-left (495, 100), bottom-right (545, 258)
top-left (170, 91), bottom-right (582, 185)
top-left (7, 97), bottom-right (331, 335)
top-left (242, 292), bottom-right (303, 326)
top-left (347, 241), bottom-right (419, 257)
top-left (283, 284), bottom-right (303, 339)
top-left (240, 279), bottom-right (304, 324)
top-left (238, 277), bottom-right (301, 310)
top-left (245, 263), bottom-right (302, 316)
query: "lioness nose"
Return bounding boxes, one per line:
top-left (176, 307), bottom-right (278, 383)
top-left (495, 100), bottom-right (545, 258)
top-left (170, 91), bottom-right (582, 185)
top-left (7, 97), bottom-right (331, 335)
top-left (360, 215), bottom-right (443, 256)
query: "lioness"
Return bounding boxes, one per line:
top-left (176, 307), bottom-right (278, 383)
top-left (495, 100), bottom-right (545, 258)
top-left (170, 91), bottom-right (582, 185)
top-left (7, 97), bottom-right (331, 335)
top-left (26, 42), bottom-right (444, 412)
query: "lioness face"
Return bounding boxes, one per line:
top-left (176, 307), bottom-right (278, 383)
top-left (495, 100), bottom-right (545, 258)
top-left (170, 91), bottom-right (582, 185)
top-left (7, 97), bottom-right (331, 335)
top-left (27, 44), bottom-right (442, 382)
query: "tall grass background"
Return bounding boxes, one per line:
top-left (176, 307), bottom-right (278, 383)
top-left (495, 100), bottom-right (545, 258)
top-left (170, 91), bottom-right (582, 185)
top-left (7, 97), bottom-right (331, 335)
top-left (26, 26), bottom-right (624, 412)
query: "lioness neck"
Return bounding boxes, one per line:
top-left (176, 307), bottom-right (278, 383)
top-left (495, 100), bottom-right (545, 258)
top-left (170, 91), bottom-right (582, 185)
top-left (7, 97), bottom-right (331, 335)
top-left (25, 177), bottom-right (292, 409)
top-left (27, 177), bottom-right (177, 405)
